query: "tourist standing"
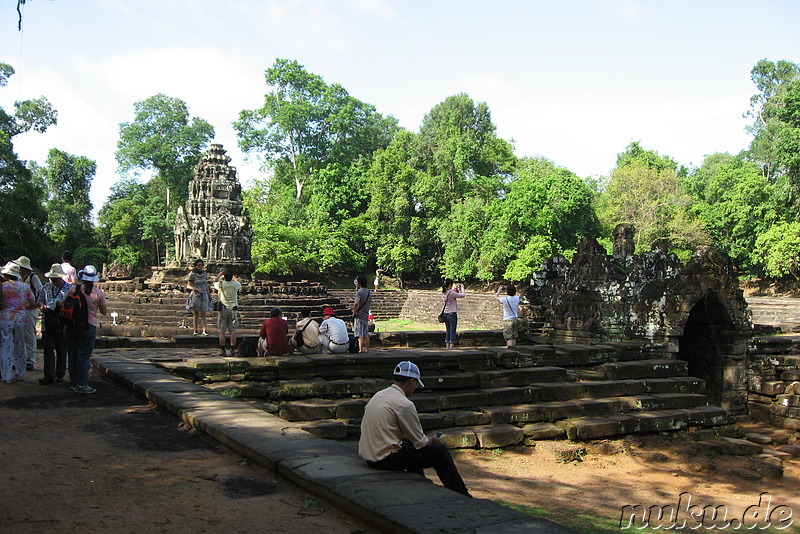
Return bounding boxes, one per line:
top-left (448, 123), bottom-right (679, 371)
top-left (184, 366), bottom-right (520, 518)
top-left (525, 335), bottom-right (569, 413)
top-left (12, 256), bottom-right (42, 370)
top-left (441, 279), bottom-right (465, 349)
top-left (60, 250), bottom-right (78, 285)
top-left (64, 265), bottom-right (107, 394)
top-left (0, 262), bottom-right (36, 384)
top-left (290, 308), bottom-right (321, 354)
top-left (37, 264), bottom-right (73, 384)
top-left (187, 259), bottom-right (210, 336)
top-left (258, 307), bottom-right (290, 355)
top-left (353, 275), bottom-right (372, 353)
top-left (494, 283), bottom-right (520, 347)
top-left (359, 361), bottom-right (471, 497)
top-left (318, 307), bottom-right (349, 354)
top-left (214, 269), bottom-right (241, 357)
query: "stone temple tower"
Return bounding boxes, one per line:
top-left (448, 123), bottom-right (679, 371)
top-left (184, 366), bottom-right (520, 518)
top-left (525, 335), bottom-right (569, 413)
top-left (170, 143), bottom-right (252, 276)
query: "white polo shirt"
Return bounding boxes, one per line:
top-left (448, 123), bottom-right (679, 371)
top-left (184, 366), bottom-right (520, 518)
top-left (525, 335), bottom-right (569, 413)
top-left (358, 384), bottom-right (431, 463)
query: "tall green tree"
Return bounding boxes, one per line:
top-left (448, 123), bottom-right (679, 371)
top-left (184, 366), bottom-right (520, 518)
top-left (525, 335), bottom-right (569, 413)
top-left (30, 148), bottom-right (95, 252)
top-left (235, 59), bottom-right (399, 276)
top-left (234, 58), bottom-right (398, 203)
top-left (97, 178), bottom-right (172, 268)
top-left (0, 62), bottom-right (57, 265)
top-left (684, 153), bottom-right (781, 271)
top-left (597, 143), bottom-right (706, 257)
top-left (116, 93), bottom-right (214, 210)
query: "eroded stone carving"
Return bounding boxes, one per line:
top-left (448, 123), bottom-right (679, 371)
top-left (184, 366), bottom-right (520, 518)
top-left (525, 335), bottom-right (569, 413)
top-left (170, 144), bottom-right (252, 272)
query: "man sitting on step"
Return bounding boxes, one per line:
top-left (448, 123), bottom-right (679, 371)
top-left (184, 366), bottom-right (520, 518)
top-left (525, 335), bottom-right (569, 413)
top-left (317, 307), bottom-right (349, 354)
top-left (359, 361), bottom-right (472, 497)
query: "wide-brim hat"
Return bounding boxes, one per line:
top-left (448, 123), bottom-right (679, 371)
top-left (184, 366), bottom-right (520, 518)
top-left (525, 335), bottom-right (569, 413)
top-left (12, 256), bottom-right (32, 271)
top-left (394, 360), bottom-right (425, 388)
top-left (1, 261), bottom-right (22, 280)
top-left (45, 263), bottom-right (67, 278)
top-left (78, 264), bottom-right (99, 282)
top-left (323, 307), bottom-right (335, 316)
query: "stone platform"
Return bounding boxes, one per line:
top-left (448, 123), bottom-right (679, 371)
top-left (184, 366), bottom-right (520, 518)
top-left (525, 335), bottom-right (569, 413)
top-left (91, 346), bottom-right (576, 533)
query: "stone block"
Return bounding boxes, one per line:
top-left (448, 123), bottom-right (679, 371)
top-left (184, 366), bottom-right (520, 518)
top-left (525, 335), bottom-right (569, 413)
top-left (238, 381), bottom-right (272, 398)
top-left (628, 410), bottom-right (688, 433)
top-left (777, 444), bottom-right (800, 457)
top-left (426, 372), bottom-right (480, 390)
top-left (719, 437), bottom-right (763, 455)
top-left (300, 419), bottom-right (348, 439)
top-left (745, 432), bottom-right (773, 445)
top-left (683, 405), bottom-right (731, 426)
top-left (279, 399), bottom-right (338, 421)
top-left (747, 402), bottom-right (771, 423)
top-left (621, 380), bottom-right (647, 395)
top-left (481, 401), bottom-right (583, 424)
top-left (563, 416), bottom-right (621, 441)
top-left (447, 410), bottom-right (491, 426)
top-left (776, 394), bottom-right (800, 407)
top-left (473, 424), bottom-right (524, 448)
top-left (532, 382), bottom-right (585, 401)
top-left (482, 387), bottom-right (532, 405)
top-left (746, 457), bottom-right (784, 478)
top-left (439, 391), bottom-right (489, 410)
top-left (207, 381), bottom-right (241, 397)
top-left (439, 428), bottom-right (478, 449)
top-left (575, 398), bottom-right (624, 417)
top-left (477, 370), bottom-right (530, 388)
top-left (601, 359), bottom-right (687, 380)
top-left (521, 422), bottom-right (566, 440)
top-left (758, 380), bottom-right (786, 396)
top-left (418, 412), bottom-right (449, 431)
top-left (581, 381), bottom-right (628, 398)
top-left (637, 393), bottom-right (708, 411)
top-left (279, 379), bottom-right (329, 398)
top-left (336, 399), bottom-right (368, 419)
top-left (410, 394), bottom-right (441, 413)
top-left (780, 370), bottom-right (800, 381)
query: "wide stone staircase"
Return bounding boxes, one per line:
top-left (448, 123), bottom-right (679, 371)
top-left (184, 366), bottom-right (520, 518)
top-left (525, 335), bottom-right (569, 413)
top-left (158, 341), bottom-right (731, 446)
top-left (99, 289), bottom-right (352, 337)
top-left (747, 296), bottom-right (800, 333)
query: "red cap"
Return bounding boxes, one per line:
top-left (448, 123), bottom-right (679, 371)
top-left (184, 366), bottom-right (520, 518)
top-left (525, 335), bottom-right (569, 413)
top-left (323, 307), bottom-right (335, 316)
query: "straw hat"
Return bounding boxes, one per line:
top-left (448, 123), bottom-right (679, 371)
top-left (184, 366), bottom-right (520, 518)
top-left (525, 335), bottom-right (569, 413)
top-left (1, 261), bottom-right (22, 280)
top-left (45, 263), bottom-right (67, 279)
top-left (11, 256), bottom-right (32, 271)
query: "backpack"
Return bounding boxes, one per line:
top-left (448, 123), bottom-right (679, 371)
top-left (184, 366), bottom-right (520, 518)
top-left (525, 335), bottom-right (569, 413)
top-left (60, 291), bottom-right (89, 328)
top-left (237, 339), bottom-right (258, 358)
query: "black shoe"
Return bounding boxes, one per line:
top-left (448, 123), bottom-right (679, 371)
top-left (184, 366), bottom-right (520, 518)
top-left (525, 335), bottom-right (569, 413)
top-left (55, 377), bottom-right (64, 383)
top-left (39, 378), bottom-right (55, 385)
top-left (26, 363), bottom-right (34, 371)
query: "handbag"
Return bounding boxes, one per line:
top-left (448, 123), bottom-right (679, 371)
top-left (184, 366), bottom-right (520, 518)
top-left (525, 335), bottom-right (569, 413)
top-left (212, 298), bottom-right (222, 312)
top-left (437, 291), bottom-right (451, 323)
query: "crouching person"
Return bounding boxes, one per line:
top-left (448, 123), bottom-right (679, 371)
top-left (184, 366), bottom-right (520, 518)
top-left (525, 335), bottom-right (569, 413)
top-left (358, 361), bottom-right (472, 497)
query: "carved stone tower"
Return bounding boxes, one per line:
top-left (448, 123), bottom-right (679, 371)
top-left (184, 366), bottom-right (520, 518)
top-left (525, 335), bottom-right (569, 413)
top-left (170, 143), bottom-right (252, 276)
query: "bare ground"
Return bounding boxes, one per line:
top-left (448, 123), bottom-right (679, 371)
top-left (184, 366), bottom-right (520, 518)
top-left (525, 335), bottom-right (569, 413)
top-left (4, 363), bottom-right (800, 533)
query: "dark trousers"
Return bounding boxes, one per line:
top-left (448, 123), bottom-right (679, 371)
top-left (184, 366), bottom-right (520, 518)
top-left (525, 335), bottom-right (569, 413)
top-left (42, 328), bottom-right (67, 380)
top-left (368, 440), bottom-right (471, 497)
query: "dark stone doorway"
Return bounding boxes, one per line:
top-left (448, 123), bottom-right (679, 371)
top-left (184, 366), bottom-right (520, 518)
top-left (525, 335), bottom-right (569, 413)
top-left (677, 293), bottom-right (733, 407)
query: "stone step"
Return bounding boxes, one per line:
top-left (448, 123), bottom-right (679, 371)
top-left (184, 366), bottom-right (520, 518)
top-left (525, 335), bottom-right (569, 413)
top-left (298, 404), bottom-right (731, 444)
top-left (599, 359), bottom-right (688, 380)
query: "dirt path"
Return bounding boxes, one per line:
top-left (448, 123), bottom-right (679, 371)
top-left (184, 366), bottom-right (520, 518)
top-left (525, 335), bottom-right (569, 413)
top-left (457, 431), bottom-right (800, 532)
top-left (0, 368), bottom-right (375, 534)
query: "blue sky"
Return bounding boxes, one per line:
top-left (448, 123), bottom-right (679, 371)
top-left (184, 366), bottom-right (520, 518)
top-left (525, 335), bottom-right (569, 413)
top-left (2, 0), bottom-right (798, 215)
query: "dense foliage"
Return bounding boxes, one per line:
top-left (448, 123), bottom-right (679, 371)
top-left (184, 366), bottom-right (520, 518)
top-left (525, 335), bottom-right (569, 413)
top-left (5, 57), bottom-right (800, 284)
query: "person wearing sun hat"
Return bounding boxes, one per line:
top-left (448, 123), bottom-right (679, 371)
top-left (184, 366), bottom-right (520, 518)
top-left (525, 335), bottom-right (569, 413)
top-left (36, 263), bottom-right (73, 384)
top-left (12, 256), bottom-right (43, 371)
top-left (359, 361), bottom-right (471, 497)
top-left (317, 307), bottom-right (349, 353)
top-left (63, 265), bottom-right (107, 394)
top-left (0, 261), bottom-right (36, 384)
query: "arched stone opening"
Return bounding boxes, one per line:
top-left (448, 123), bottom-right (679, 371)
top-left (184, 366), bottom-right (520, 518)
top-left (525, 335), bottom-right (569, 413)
top-left (676, 293), bottom-right (737, 407)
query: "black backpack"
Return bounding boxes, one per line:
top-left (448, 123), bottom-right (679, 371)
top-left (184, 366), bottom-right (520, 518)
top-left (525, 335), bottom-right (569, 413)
top-left (60, 291), bottom-right (89, 329)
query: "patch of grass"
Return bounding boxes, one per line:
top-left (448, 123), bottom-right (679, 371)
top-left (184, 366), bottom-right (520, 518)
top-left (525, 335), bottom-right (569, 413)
top-left (498, 501), bottom-right (552, 518)
top-left (499, 501), bottom-right (654, 534)
top-left (373, 318), bottom-right (442, 332)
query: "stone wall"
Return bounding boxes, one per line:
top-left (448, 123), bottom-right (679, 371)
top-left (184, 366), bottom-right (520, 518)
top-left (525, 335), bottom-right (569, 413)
top-left (328, 289), bottom-right (504, 329)
top-left (747, 335), bottom-right (800, 431)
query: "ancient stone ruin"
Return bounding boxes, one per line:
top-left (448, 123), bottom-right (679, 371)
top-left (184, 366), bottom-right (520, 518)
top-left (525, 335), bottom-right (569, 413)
top-left (524, 224), bottom-right (753, 414)
top-left (169, 143), bottom-right (252, 276)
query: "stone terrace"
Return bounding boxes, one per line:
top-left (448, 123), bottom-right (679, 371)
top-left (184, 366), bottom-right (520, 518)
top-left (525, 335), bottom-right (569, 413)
top-left (155, 340), bottom-right (731, 445)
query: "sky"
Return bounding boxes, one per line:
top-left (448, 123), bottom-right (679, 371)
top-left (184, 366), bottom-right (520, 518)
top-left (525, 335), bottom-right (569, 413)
top-left (1, 0), bottom-right (799, 217)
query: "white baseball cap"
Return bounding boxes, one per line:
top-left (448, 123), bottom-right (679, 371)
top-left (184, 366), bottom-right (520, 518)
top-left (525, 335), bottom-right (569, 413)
top-left (393, 361), bottom-right (424, 388)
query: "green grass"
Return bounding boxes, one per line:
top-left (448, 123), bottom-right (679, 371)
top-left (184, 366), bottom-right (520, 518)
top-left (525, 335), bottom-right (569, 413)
top-left (373, 318), bottom-right (443, 332)
top-left (373, 318), bottom-right (482, 332)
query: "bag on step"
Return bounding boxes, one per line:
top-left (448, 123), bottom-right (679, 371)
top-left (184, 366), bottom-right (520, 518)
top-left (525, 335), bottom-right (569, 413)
top-left (237, 339), bottom-right (258, 358)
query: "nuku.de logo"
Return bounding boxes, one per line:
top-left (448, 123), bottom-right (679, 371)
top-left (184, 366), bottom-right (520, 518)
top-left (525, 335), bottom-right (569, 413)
top-left (619, 492), bottom-right (793, 530)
